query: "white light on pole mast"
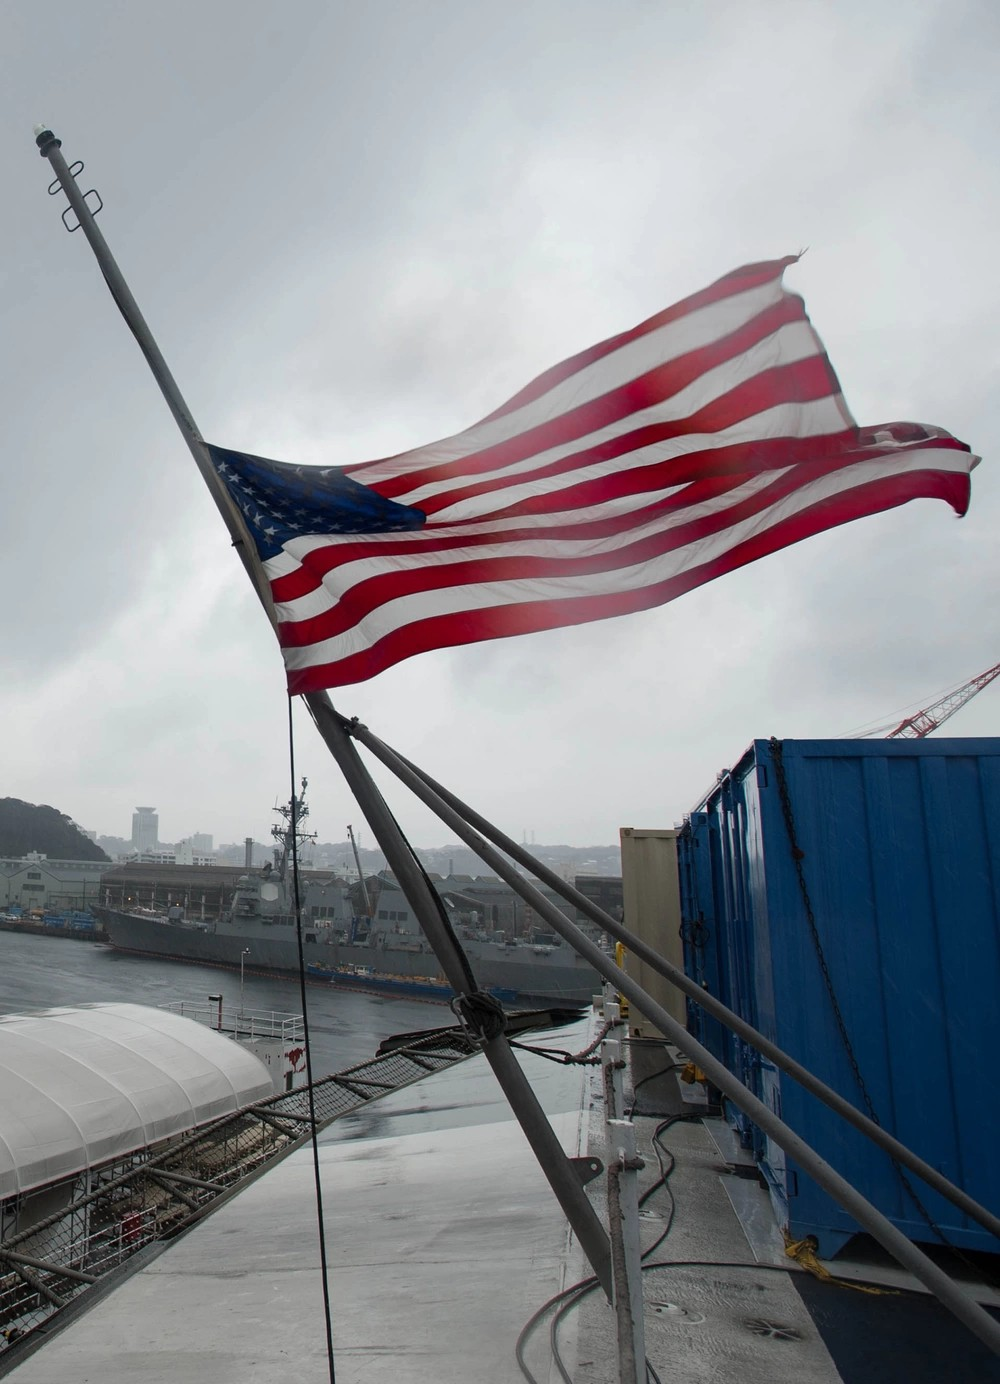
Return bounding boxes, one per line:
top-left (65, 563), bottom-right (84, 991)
top-left (240, 948), bottom-right (250, 1017)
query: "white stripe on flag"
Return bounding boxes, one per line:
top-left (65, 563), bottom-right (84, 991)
top-left (279, 446), bottom-right (971, 672)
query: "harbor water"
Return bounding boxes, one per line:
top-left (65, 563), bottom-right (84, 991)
top-left (0, 930), bottom-right (450, 1076)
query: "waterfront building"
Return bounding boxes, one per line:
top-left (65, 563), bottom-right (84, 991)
top-left (0, 855), bottom-right (108, 914)
top-left (98, 862), bottom-right (351, 922)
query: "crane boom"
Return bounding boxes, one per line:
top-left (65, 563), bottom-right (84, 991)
top-left (886, 662), bottom-right (1000, 739)
top-left (347, 824), bottom-right (373, 918)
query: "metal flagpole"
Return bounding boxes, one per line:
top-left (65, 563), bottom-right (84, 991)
top-left (34, 127), bottom-right (614, 1302)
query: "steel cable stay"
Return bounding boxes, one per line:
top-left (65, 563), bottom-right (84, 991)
top-left (286, 699), bottom-right (337, 1384)
top-left (301, 694), bottom-right (616, 1299)
top-left (342, 712), bottom-right (1000, 1246)
top-left (311, 709), bottom-right (1000, 1357)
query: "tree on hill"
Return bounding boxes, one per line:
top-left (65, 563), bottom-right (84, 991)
top-left (0, 799), bottom-right (110, 862)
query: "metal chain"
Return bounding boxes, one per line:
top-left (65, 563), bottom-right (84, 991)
top-left (509, 1018), bottom-right (617, 1066)
top-left (767, 737), bottom-right (961, 1255)
top-left (679, 916), bottom-right (710, 952)
top-left (768, 738), bottom-right (880, 1122)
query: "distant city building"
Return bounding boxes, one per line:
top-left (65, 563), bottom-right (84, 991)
top-left (100, 863), bottom-right (244, 918)
top-left (124, 846), bottom-right (215, 868)
top-left (571, 875), bottom-right (624, 927)
top-left (190, 833), bottom-right (213, 853)
top-left (133, 849), bottom-right (177, 866)
top-left (131, 807), bottom-right (159, 853)
top-left (174, 841), bottom-right (216, 867)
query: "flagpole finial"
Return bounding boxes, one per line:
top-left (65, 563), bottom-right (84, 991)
top-left (34, 125), bottom-right (61, 155)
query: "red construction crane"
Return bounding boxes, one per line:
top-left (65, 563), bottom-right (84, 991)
top-left (885, 662), bottom-right (1000, 739)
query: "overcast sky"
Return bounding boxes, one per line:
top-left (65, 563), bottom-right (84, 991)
top-left (2, 0), bottom-right (997, 851)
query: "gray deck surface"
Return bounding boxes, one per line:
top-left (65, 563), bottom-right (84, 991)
top-left (571, 1049), bottom-right (1000, 1384)
top-left (7, 1027), bottom-right (1000, 1383)
top-left (563, 1054), bottom-right (845, 1384)
top-left (8, 1040), bottom-right (590, 1384)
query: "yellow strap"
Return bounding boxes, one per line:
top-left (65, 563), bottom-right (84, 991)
top-left (614, 942), bottom-right (630, 1018)
top-left (783, 1231), bottom-right (899, 1296)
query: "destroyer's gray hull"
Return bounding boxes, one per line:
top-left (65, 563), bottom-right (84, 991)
top-left (96, 908), bottom-right (599, 1004)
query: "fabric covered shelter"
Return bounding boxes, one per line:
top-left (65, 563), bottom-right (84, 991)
top-left (0, 1003), bottom-right (273, 1198)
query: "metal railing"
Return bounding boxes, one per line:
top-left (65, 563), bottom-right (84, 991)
top-left (162, 1000), bottom-right (305, 1044)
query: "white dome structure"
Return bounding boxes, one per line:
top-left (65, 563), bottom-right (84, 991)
top-left (0, 1003), bottom-right (273, 1198)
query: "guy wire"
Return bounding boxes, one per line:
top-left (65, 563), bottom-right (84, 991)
top-left (288, 694), bottom-right (337, 1384)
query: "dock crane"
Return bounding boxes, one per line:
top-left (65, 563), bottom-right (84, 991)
top-left (884, 662), bottom-right (1000, 739)
top-left (347, 824), bottom-right (373, 921)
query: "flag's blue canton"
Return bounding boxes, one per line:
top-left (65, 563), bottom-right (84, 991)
top-left (207, 444), bottom-right (426, 560)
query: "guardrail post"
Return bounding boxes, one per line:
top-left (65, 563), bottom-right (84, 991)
top-left (607, 1118), bottom-right (646, 1384)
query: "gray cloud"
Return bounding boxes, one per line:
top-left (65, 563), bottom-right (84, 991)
top-left (1, 0), bottom-right (996, 847)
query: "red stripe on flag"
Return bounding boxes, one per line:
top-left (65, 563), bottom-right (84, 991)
top-left (284, 466), bottom-right (970, 692)
top-left (275, 453), bottom-right (969, 651)
top-left (370, 296), bottom-right (819, 501)
top-left (267, 433), bottom-right (972, 606)
top-left (414, 354), bottom-right (845, 518)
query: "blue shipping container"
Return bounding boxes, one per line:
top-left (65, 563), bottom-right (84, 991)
top-left (677, 737), bottom-right (1000, 1257)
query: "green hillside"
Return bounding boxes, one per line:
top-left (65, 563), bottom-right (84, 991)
top-left (0, 798), bottom-right (110, 862)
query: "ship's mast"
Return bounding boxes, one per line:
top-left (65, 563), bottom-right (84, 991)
top-left (272, 778), bottom-right (316, 880)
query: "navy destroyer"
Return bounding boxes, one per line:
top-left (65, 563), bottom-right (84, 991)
top-left (95, 784), bottom-right (600, 1004)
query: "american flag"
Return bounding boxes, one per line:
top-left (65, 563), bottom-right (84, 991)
top-left (208, 257), bottom-right (977, 693)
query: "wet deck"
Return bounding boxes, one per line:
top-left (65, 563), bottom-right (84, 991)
top-left (6, 1025), bottom-right (1000, 1383)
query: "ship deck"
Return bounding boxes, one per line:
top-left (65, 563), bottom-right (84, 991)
top-left (5, 1021), bottom-right (1000, 1383)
